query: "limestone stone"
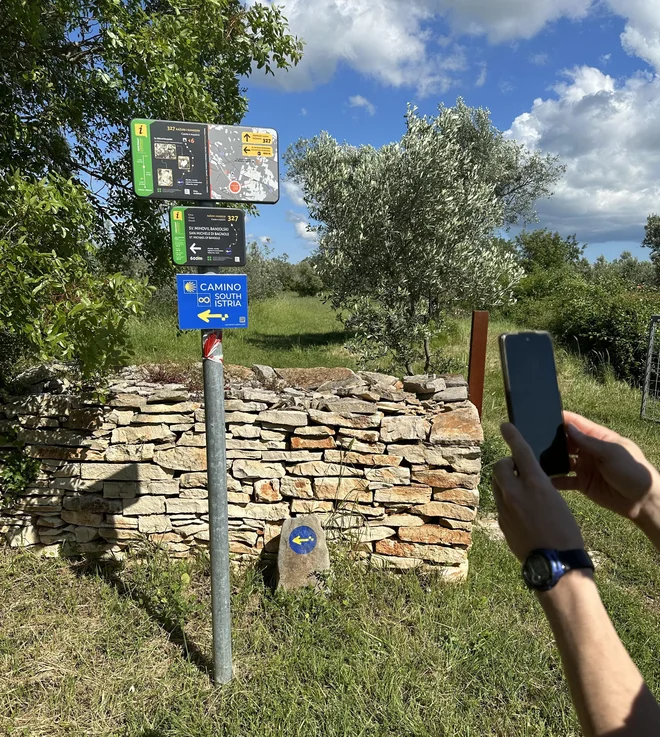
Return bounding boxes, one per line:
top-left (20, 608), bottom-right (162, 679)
top-left (291, 499), bottom-right (333, 514)
top-left (122, 496), bottom-right (166, 516)
top-left (279, 477), bottom-right (313, 499)
top-left (227, 492), bottom-right (250, 504)
top-left (153, 447), bottom-right (207, 472)
top-left (177, 432), bottom-right (206, 447)
top-left (226, 440), bottom-right (262, 450)
top-left (134, 413), bottom-right (192, 425)
top-left (377, 514), bottom-right (425, 527)
top-left (225, 400), bottom-right (267, 412)
top-left (108, 393), bottom-right (147, 409)
top-left (228, 503), bottom-right (289, 521)
top-left (178, 523), bottom-right (208, 538)
top-left (105, 444), bottom-right (155, 462)
top-left (82, 462), bottom-right (172, 481)
top-left (180, 472), bottom-right (207, 488)
top-left (380, 416), bottom-right (430, 443)
top-left (226, 450), bottom-right (262, 460)
top-left (277, 515), bottom-right (330, 590)
top-left (254, 479), bottom-right (282, 503)
top-left (291, 461), bottom-right (362, 477)
top-left (431, 488), bottom-right (480, 506)
top-left (36, 515), bottom-right (66, 529)
top-left (373, 485), bottom-right (432, 504)
top-left (20, 428), bottom-right (92, 447)
top-left (7, 526), bottom-right (40, 547)
top-left (140, 402), bottom-right (197, 414)
top-left (358, 371), bottom-right (399, 388)
top-left (240, 388), bottom-right (280, 403)
top-left (261, 430), bottom-right (287, 441)
top-left (403, 375), bottom-right (446, 394)
top-left (146, 480), bottom-right (179, 496)
top-left (386, 444), bottom-right (446, 466)
top-left (138, 515), bottom-right (172, 534)
top-left (25, 446), bottom-right (101, 462)
top-left (318, 398), bottom-right (381, 415)
top-left (63, 495), bottom-right (122, 514)
top-left (370, 554), bottom-right (424, 570)
top-left (314, 477), bottom-right (371, 502)
top-left (433, 386), bottom-right (468, 402)
top-left (146, 389), bottom-right (189, 403)
top-left (107, 410), bottom-right (135, 426)
top-left (277, 367), bottom-right (356, 390)
top-left (335, 438), bottom-right (385, 454)
top-left (102, 515), bottom-right (138, 529)
top-left (224, 412), bottom-right (258, 424)
top-left (375, 538), bottom-right (467, 564)
top-left (61, 510), bottom-right (103, 527)
top-left (257, 410), bottom-right (308, 429)
top-left (415, 502), bottom-right (477, 522)
top-left (412, 469), bottom-right (478, 490)
top-left (440, 449), bottom-right (482, 474)
top-left (293, 425), bottom-right (334, 437)
top-left (429, 406), bottom-right (483, 446)
top-left (290, 436), bottom-right (335, 450)
top-left (308, 409), bottom-right (384, 430)
top-left (74, 526), bottom-right (100, 543)
top-left (435, 560), bottom-right (469, 583)
top-left (63, 408), bottom-right (104, 430)
top-left (364, 466), bottom-right (410, 485)
top-left (357, 526), bottom-right (396, 543)
top-left (438, 518), bottom-right (473, 531)
top-left (103, 482), bottom-right (139, 499)
top-left (232, 460), bottom-right (285, 479)
top-left (229, 530), bottom-right (258, 546)
top-left (231, 425), bottom-right (261, 439)
top-left (111, 425), bottom-right (175, 444)
top-left (166, 498), bottom-right (208, 515)
top-left (338, 428), bottom-right (380, 443)
top-left (323, 450), bottom-right (402, 467)
top-left (398, 525), bottom-right (471, 546)
top-left (170, 424), bottom-right (194, 433)
top-left (263, 522), bottom-right (283, 552)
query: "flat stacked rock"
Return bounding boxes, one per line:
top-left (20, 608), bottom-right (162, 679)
top-left (0, 367), bottom-right (482, 581)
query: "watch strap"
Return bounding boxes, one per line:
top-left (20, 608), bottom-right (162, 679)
top-left (556, 549), bottom-right (594, 572)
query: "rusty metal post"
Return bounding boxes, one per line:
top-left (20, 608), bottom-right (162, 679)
top-left (468, 311), bottom-right (489, 420)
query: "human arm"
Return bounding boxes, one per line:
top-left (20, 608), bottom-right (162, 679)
top-left (554, 412), bottom-right (660, 553)
top-left (493, 423), bottom-right (660, 737)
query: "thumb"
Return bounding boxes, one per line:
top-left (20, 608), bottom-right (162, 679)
top-left (566, 423), bottom-right (608, 460)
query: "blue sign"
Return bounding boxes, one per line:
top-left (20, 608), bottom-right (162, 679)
top-left (289, 526), bottom-right (317, 555)
top-left (176, 274), bottom-right (248, 330)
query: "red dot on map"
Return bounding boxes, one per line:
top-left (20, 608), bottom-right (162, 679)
top-left (229, 181), bottom-right (241, 194)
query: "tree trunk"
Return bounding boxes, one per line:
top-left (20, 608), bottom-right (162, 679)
top-left (423, 337), bottom-right (432, 374)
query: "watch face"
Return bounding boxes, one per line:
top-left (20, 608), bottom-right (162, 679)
top-left (524, 553), bottom-right (553, 587)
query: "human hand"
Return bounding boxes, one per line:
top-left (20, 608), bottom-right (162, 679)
top-left (493, 423), bottom-right (584, 563)
top-left (552, 412), bottom-right (660, 524)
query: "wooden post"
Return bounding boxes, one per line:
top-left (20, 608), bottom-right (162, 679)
top-left (468, 311), bottom-right (489, 420)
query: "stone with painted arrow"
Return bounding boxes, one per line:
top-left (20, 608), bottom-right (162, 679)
top-left (277, 514), bottom-right (330, 591)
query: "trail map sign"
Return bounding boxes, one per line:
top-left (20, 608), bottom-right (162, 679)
top-left (170, 207), bottom-right (246, 267)
top-left (176, 274), bottom-right (248, 330)
top-left (131, 119), bottom-right (279, 203)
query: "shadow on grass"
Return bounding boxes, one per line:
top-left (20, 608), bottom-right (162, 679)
top-left (243, 331), bottom-right (348, 352)
top-left (72, 556), bottom-right (214, 679)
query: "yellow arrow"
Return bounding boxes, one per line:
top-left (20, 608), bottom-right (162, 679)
top-left (292, 535), bottom-right (314, 545)
top-left (198, 310), bottom-right (229, 323)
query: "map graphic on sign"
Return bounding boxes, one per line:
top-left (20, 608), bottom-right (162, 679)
top-left (176, 274), bottom-right (248, 330)
top-left (131, 119), bottom-right (279, 203)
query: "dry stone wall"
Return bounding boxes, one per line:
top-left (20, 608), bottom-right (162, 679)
top-left (0, 366), bottom-right (483, 580)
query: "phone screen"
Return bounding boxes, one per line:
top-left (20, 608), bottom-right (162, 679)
top-left (500, 332), bottom-right (570, 476)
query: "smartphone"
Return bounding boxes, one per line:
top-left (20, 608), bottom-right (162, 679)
top-left (499, 331), bottom-right (570, 477)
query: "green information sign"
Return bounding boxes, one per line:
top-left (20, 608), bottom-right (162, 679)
top-left (170, 207), bottom-right (246, 267)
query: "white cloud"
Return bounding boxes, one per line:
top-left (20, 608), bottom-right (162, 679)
top-left (475, 63), bottom-right (487, 87)
top-left (287, 211), bottom-right (318, 243)
top-left (301, 107), bottom-right (308, 115)
top-left (607, 0), bottom-right (660, 71)
top-left (258, 236), bottom-right (272, 245)
top-left (506, 66), bottom-right (660, 242)
top-left (529, 52), bottom-right (550, 65)
top-left (348, 94), bottom-right (377, 115)
top-left (283, 180), bottom-right (307, 207)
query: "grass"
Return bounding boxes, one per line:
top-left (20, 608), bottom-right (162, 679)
top-left (127, 294), bottom-right (356, 369)
top-left (2, 309), bottom-right (660, 736)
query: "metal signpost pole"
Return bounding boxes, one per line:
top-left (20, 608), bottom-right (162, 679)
top-left (201, 324), bottom-right (232, 683)
top-left (131, 118), bottom-right (278, 686)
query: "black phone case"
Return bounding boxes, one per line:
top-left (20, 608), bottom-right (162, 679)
top-left (499, 331), bottom-right (570, 477)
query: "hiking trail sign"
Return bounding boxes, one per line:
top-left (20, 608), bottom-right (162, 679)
top-left (130, 119), bottom-right (279, 203)
top-left (170, 207), bottom-right (246, 267)
top-left (176, 274), bottom-right (248, 330)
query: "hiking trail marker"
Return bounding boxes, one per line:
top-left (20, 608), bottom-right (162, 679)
top-left (170, 207), bottom-right (246, 267)
top-left (130, 119), bottom-right (279, 203)
top-left (176, 274), bottom-right (248, 330)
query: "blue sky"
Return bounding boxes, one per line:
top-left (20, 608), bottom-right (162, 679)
top-left (240, 0), bottom-right (660, 264)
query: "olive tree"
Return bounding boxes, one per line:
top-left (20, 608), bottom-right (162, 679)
top-left (285, 100), bottom-right (564, 372)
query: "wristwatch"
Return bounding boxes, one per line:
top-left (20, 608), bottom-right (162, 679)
top-left (522, 549), bottom-right (594, 591)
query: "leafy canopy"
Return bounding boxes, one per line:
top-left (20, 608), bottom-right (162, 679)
top-left (285, 100), bottom-right (564, 372)
top-left (3, 0), bottom-right (303, 282)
